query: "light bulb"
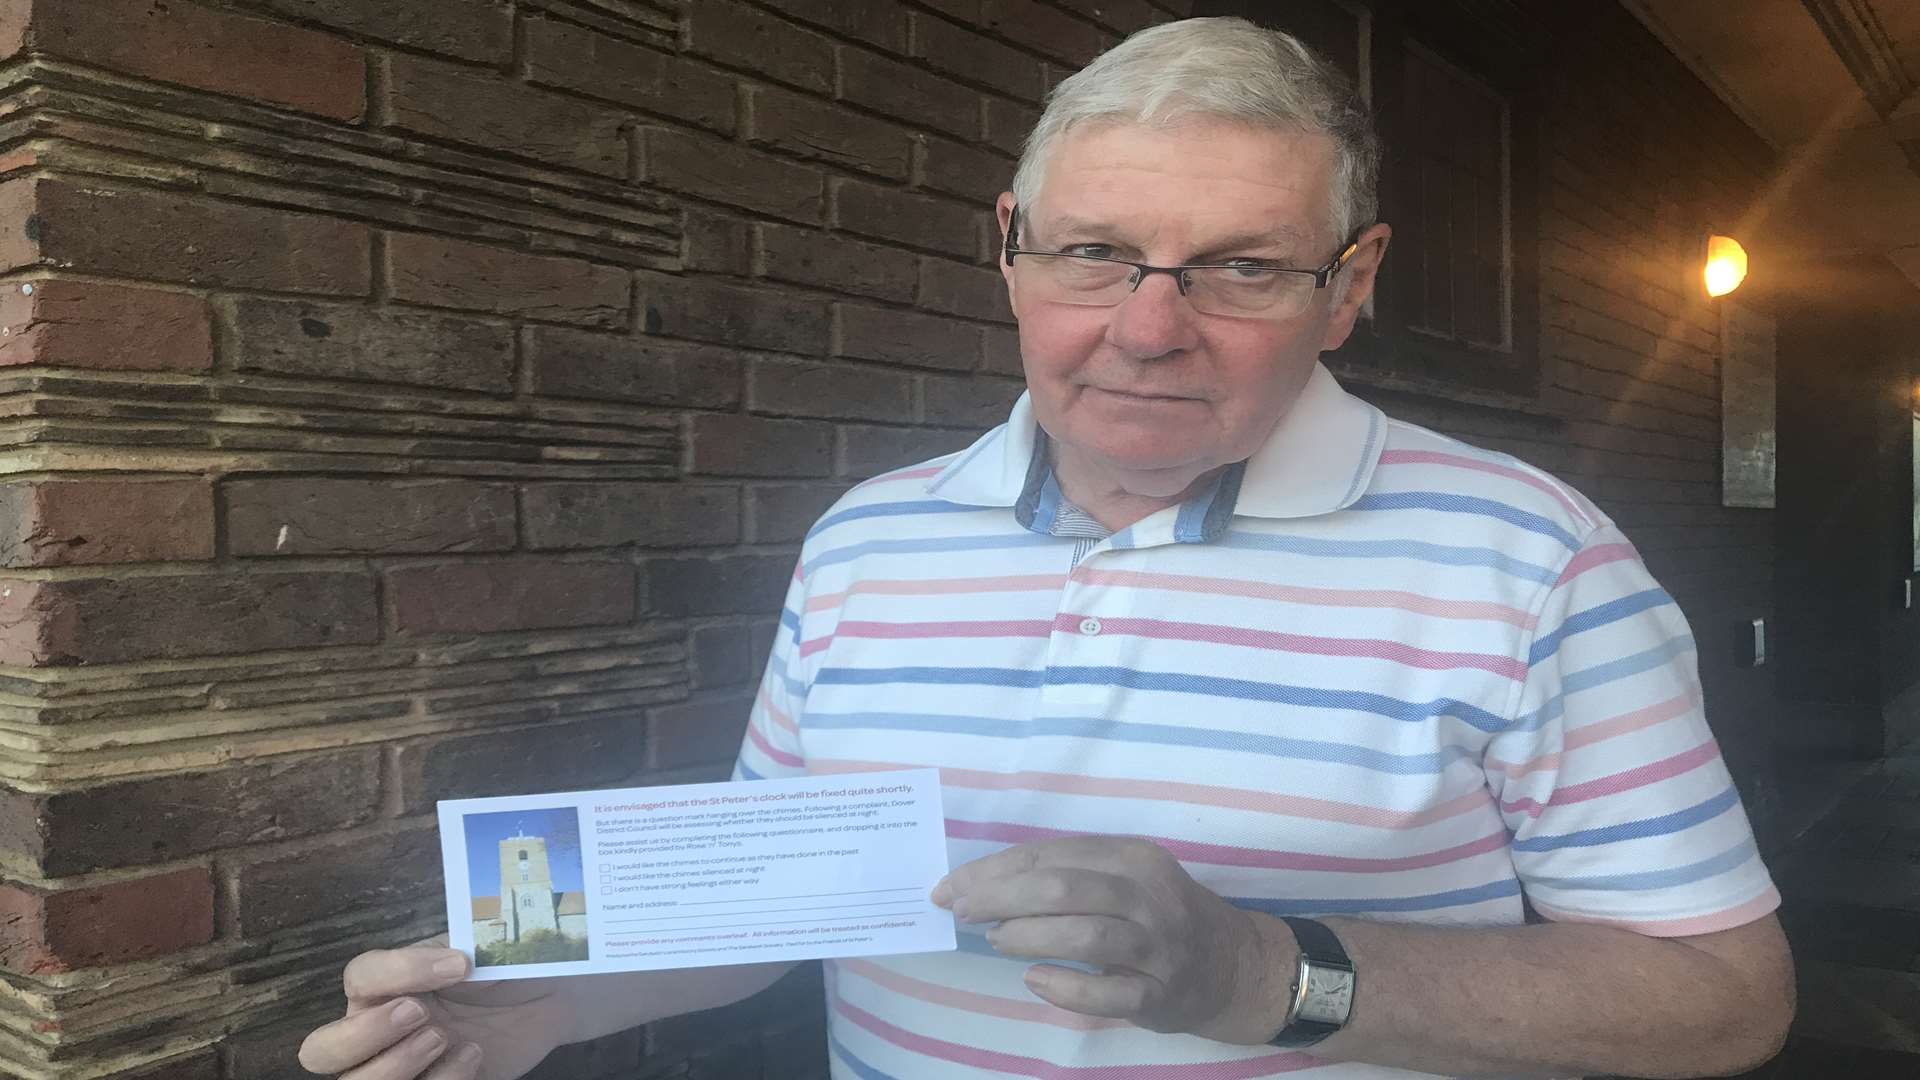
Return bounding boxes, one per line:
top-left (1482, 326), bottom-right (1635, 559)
top-left (1704, 235), bottom-right (1748, 297)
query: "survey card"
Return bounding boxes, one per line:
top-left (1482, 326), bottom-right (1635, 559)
top-left (436, 769), bottom-right (956, 980)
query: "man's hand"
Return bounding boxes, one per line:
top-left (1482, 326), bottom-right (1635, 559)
top-left (931, 836), bottom-right (1289, 1044)
top-left (298, 945), bottom-right (573, 1079)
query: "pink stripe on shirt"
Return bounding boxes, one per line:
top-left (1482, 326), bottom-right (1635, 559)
top-left (947, 817), bottom-right (1515, 873)
top-left (1531, 887), bottom-right (1780, 938)
top-left (1055, 613), bottom-right (1529, 680)
top-left (835, 996), bottom-right (1321, 1078)
top-left (808, 574), bottom-right (1068, 613)
top-left (1378, 448), bottom-right (1589, 523)
top-left (1499, 740), bottom-right (1720, 816)
top-left (836, 958), bottom-right (1128, 1032)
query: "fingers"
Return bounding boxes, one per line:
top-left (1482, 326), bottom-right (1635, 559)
top-left (341, 949), bottom-right (471, 1011)
top-left (300, 998), bottom-right (439, 1077)
top-left (951, 867), bottom-right (1139, 924)
top-left (1023, 964), bottom-right (1159, 1023)
top-left (987, 914), bottom-right (1154, 970)
top-left (333, 1024), bottom-right (453, 1080)
top-left (418, 1041), bottom-right (484, 1080)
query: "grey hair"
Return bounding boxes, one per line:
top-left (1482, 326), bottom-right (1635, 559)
top-left (1010, 16), bottom-right (1380, 249)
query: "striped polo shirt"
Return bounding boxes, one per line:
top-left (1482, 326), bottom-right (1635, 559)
top-left (734, 361), bottom-right (1779, 1080)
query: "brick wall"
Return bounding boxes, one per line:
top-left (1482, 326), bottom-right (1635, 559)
top-left (0, 2), bottom-right (1788, 1079)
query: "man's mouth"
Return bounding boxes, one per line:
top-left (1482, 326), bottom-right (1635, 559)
top-left (1086, 386), bottom-right (1195, 402)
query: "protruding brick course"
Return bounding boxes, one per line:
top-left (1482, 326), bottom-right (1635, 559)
top-left (27, 0), bottom-right (367, 121)
top-left (0, 477), bottom-right (213, 567)
top-left (2, 750), bottom-right (381, 876)
top-left (0, 570), bottom-right (380, 666)
top-left (0, 279), bottom-right (211, 372)
top-left (0, 179), bottom-right (373, 293)
top-left (0, 868), bottom-right (215, 973)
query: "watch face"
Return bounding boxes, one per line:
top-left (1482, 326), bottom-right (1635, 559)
top-left (1297, 964), bottom-right (1355, 1025)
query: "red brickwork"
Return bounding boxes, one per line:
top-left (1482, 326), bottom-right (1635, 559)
top-left (0, 1), bottom-right (1791, 1078)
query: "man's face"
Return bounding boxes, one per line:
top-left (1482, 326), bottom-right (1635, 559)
top-left (997, 119), bottom-right (1389, 497)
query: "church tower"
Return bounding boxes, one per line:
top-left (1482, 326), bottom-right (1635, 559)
top-left (497, 827), bottom-right (559, 942)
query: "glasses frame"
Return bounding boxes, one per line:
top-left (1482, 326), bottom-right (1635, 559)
top-left (1001, 204), bottom-right (1360, 318)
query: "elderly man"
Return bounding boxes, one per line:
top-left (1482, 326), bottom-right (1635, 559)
top-left (300, 17), bottom-right (1793, 1080)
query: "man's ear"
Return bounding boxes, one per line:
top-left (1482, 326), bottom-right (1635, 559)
top-left (1321, 223), bottom-right (1392, 352)
top-left (996, 192), bottom-right (1020, 319)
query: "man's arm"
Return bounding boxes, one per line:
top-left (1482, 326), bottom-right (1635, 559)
top-left (938, 837), bottom-right (1793, 1080)
top-left (1264, 911), bottom-right (1793, 1078)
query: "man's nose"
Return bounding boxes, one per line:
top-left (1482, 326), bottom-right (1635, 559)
top-left (1105, 271), bottom-right (1201, 358)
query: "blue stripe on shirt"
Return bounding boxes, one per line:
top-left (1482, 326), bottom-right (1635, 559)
top-left (1513, 786), bottom-right (1738, 852)
top-left (1219, 532), bottom-right (1560, 584)
top-left (1351, 491), bottom-right (1581, 551)
top-left (802, 711), bottom-right (1474, 775)
top-left (803, 533), bottom-right (1059, 577)
top-left (1528, 588), bottom-right (1674, 666)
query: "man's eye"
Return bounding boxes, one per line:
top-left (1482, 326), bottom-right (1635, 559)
top-left (1222, 259), bottom-right (1277, 279)
top-left (1062, 243), bottom-right (1117, 259)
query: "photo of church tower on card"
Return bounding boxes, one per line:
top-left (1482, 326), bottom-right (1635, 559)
top-left (465, 807), bottom-right (590, 967)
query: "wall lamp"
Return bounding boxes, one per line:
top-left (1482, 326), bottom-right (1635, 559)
top-left (1703, 234), bottom-right (1748, 298)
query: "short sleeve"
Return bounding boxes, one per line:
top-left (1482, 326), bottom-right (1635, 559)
top-left (1484, 523), bottom-right (1779, 936)
top-left (732, 559), bottom-right (811, 782)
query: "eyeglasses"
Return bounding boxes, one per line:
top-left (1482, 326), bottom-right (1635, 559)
top-left (1002, 204), bottom-right (1358, 320)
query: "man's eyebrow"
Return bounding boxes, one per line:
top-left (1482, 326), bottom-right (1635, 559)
top-left (1030, 212), bottom-right (1120, 238)
top-left (1029, 214), bottom-right (1315, 259)
top-left (1189, 225), bottom-right (1315, 261)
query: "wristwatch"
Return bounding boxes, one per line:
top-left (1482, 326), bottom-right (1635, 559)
top-left (1267, 916), bottom-right (1356, 1048)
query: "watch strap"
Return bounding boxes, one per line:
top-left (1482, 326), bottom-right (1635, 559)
top-left (1267, 916), bottom-right (1353, 1048)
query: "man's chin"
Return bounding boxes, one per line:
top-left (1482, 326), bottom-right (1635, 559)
top-left (1086, 452), bottom-right (1219, 498)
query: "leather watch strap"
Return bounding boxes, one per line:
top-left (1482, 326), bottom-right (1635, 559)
top-left (1267, 916), bottom-right (1353, 1048)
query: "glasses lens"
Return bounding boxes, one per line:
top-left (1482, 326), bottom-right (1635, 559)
top-left (1185, 266), bottom-right (1316, 318)
top-left (1016, 253), bottom-right (1136, 306)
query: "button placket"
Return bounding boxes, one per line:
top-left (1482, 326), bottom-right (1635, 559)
top-left (1041, 546), bottom-right (1112, 704)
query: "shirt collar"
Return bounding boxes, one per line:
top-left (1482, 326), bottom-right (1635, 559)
top-left (925, 360), bottom-right (1385, 522)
